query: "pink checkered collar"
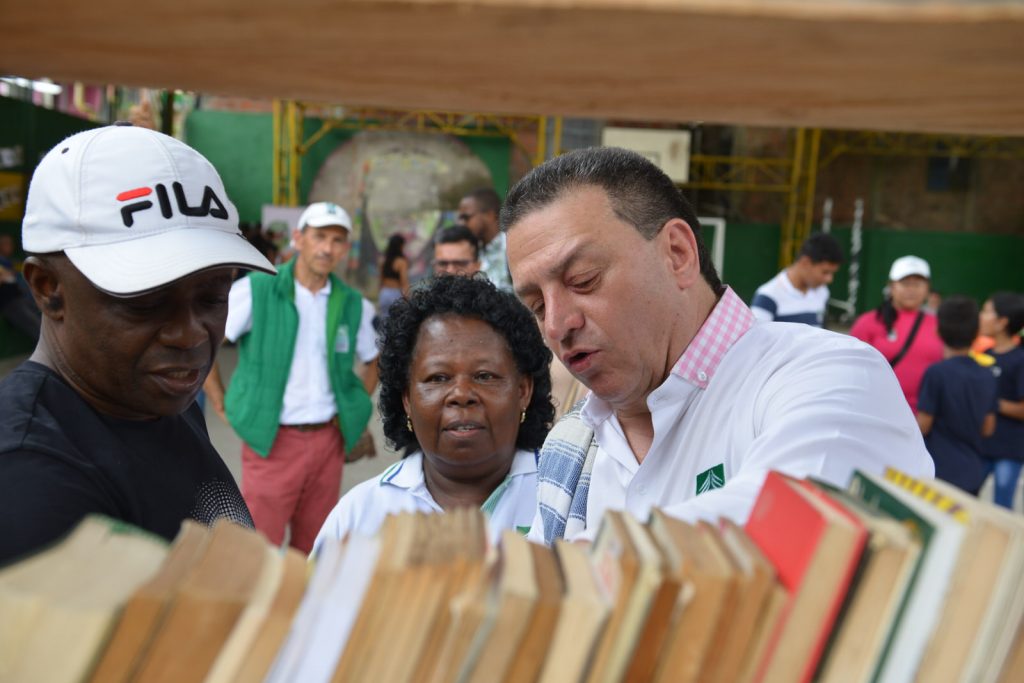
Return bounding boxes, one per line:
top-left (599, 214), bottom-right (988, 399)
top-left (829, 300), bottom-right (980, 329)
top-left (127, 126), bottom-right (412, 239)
top-left (672, 287), bottom-right (756, 389)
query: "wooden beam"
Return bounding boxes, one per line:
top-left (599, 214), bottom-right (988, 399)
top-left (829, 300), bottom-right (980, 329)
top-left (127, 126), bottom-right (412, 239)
top-left (3, 0), bottom-right (1023, 134)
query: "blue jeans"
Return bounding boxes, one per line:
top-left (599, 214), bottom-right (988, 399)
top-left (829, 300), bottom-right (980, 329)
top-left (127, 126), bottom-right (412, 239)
top-left (981, 458), bottom-right (1023, 509)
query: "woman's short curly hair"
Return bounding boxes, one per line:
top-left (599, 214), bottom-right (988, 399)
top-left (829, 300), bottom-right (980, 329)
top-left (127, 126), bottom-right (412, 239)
top-left (378, 274), bottom-right (555, 453)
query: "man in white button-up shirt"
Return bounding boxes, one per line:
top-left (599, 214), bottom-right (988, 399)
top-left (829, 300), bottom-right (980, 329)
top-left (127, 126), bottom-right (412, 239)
top-left (503, 147), bottom-right (934, 545)
top-left (205, 202), bottom-right (379, 553)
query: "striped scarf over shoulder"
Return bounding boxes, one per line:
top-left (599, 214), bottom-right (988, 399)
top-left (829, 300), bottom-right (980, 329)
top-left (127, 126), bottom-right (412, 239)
top-left (535, 400), bottom-right (599, 545)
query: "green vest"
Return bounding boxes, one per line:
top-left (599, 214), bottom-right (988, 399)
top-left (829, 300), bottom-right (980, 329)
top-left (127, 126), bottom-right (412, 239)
top-left (224, 259), bottom-right (372, 457)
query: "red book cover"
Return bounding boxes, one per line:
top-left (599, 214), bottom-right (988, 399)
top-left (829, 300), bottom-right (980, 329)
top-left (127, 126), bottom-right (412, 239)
top-left (744, 471), bottom-right (867, 683)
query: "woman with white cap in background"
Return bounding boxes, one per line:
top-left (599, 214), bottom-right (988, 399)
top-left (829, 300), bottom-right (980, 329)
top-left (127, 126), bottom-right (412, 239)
top-left (851, 255), bottom-right (943, 412)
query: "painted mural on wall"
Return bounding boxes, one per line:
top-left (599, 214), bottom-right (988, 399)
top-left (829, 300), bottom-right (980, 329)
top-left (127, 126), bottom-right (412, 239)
top-left (307, 130), bottom-right (493, 292)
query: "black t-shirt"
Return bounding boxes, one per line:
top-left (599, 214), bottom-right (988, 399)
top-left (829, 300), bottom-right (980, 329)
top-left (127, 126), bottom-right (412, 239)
top-left (0, 281), bottom-right (20, 308)
top-left (0, 361), bottom-right (253, 564)
top-left (918, 355), bottom-right (998, 493)
top-left (982, 346), bottom-right (1024, 460)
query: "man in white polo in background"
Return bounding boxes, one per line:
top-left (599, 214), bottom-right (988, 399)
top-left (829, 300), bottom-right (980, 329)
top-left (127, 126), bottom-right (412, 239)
top-left (751, 232), bottom-right (844, 327)
top-left (205, 202), bottom-right (378, 553)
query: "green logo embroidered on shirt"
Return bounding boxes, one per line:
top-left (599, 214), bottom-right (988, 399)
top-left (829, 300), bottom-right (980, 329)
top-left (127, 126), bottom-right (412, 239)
top-left (696, 464), bottom-right (726, 495)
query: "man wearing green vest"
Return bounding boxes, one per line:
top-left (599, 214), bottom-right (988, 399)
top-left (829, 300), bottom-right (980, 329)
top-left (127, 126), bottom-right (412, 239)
top-left (205, 202), bottom-right (379, 553)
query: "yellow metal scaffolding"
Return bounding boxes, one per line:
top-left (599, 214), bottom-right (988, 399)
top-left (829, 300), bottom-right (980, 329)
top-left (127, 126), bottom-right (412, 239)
top-left (682, 154), bottom-right (794, 193)
top-left (272, 101), bottom-right (558, 206)
top-left (781, 128), bottom-right (822, 268)
top-left (273, 107), bottom-right (1024, 269)
top-left (818, 131), bottom-right (1024, 170)
top-left (680, 128), bottom-right (821, 268)
top-left (681, 129), bottom-right (1024, 269)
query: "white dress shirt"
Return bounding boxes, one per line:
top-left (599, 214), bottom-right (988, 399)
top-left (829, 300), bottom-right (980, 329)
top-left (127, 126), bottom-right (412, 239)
top-left (571, 298), bottom-right (933, 542)
top-left (224, 276), bottom-right (378, 425)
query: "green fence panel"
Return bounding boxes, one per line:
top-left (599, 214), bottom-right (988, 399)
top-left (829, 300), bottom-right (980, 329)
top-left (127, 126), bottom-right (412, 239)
top-left (828, 226), bottom-right (1024, 313)
top-left (707, 221), bottom-right (1023, 315)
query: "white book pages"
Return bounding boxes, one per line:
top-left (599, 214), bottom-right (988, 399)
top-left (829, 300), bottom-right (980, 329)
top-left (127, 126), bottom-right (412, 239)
top-left (922, 480), bottom-right (1024, 683)
top-left (288, 533), bottom-right (381, 683)
top-left (980, 526), bottom-right (1024, 682)
top-left (864, 475), bottom-right (967, 683)
top-left (262, 537), bottom-right (346, 683)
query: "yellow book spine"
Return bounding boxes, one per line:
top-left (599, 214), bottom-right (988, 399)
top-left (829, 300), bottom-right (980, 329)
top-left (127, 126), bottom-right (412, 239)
top-left (884, 468), bottom-right (971, 524)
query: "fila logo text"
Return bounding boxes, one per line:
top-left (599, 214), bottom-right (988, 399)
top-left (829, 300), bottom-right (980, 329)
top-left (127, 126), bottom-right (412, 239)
top-left (115, 182), bottom-right (229, 227)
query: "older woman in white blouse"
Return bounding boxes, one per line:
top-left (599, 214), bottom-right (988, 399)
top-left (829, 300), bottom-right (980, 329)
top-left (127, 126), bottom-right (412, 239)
top-left (314, 275), bottom-right (555, 551)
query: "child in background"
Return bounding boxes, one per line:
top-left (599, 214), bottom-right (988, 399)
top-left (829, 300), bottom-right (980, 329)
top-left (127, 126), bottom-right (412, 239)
top-left (917, 296), bottom-right (998, 495)
top-left (978, 292), bottom-right (1024, 509)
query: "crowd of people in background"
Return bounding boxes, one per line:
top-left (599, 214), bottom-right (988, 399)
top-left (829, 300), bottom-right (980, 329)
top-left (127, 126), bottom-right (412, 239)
top-left (0, 232), bottom-right (41, 342)
top-left (0, 127), bottom-right (1020, 566)
top-left (750, 231), bottom-right (1024, 508)
top-left (746, 226), bottom-right (1024, 510)
top-left (845, 256), bottom-right (1024, 508)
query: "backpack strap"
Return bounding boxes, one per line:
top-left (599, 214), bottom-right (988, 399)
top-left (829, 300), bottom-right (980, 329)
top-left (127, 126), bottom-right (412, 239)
top-left (889, 311), bottom-right (925, 368)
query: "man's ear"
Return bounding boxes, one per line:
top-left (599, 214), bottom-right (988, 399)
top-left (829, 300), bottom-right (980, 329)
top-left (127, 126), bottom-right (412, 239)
top-left (661, 218), bottom-right (703, 290)
top-left (22, 256), bottom-right (65, 320)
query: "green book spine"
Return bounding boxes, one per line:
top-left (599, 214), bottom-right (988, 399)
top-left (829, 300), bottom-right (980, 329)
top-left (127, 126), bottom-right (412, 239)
top-left (847, 471), bottom-right (934, 683)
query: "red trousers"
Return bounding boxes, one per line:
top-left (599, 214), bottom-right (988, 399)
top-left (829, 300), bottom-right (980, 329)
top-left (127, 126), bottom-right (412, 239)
top-left (241, 423), bottom-right (344, 554)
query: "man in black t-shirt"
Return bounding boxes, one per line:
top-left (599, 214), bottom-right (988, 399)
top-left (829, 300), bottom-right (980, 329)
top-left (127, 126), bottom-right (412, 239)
top-left (0, 124), bottom-right (276, 564)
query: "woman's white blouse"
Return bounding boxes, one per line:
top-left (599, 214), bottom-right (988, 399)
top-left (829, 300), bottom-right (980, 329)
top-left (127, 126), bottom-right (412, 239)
top-left (312, 449), bottom-right (538, 553)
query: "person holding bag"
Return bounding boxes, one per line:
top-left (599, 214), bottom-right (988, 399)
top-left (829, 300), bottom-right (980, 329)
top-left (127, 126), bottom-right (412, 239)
top-left (850, 256), bottom-right (943, 412)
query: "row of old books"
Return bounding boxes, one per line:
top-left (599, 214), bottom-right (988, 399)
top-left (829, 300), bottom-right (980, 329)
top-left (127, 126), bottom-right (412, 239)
top-left (4, 467), bottom-right (1024, 683)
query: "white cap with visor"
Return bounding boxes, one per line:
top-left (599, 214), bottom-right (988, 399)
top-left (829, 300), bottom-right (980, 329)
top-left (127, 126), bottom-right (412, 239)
top-left (22, 124), bottom-right (276, 296)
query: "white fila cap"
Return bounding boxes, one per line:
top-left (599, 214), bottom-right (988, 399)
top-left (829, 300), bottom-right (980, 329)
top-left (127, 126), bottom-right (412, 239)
top-left (22, 123), bottom-right (275, 296)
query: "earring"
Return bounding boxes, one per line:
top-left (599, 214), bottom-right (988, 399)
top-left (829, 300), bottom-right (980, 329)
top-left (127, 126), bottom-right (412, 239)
top-left (406, 416), bottom-right (413, 432)
top-left (520, 410), bottom-right (527, 424)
